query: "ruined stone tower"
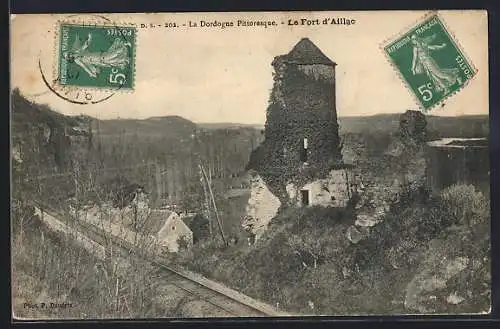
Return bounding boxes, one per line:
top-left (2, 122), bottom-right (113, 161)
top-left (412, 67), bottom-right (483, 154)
top-left (264, 37), bottom-right (343, 170)
top-left (244, 38), bottom-right (352, 240)
top-left (247, 38), bottom-right (345, 192)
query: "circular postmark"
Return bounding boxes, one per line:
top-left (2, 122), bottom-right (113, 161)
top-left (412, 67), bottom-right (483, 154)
top-left (38, 14), bottom-right (136, 105)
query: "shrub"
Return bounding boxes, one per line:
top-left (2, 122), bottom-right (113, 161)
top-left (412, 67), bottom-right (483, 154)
top-left (177, 235), bottom-right (191, 252)
top-left (439, 184), bottom-right (489, 227)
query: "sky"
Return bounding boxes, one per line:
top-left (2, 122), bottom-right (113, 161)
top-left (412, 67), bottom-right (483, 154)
top-left (11, 10), bottom-right (488, 123)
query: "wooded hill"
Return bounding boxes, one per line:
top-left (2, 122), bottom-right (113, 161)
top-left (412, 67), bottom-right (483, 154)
top-left (11, 88), bottom-right (488, 210)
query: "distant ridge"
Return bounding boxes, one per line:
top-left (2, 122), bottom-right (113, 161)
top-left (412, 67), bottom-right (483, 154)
top-left (93, 115), bottom-right (197, 138)
top-left (10, 89), bottom-right (487, 139)
top-left (338, 113), bottom-right (488, 137)
top-left (197, 122), bottom-right (265, 130)
top-left (338, 113), bottom-right (488, 119)
top-left (196, 113), bottom-right (488, 136)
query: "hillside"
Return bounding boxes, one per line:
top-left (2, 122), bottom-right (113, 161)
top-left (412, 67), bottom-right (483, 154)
top-left (175, 111), bottom-right (490, 315)
top-left (11, 89), bottom-right (96, 206)
top-left (197, 122), bottom-right (265, 131)
top-left (11, 88), bottom-right (93, 168)
top-left (11, 91), bottom-right (262, 209)
top-left (179, 185), bottom-right (490, 315)
top-left (197, 114), bottom-right (489, 138)
top-left (94, 115), bottom-right (197, 139)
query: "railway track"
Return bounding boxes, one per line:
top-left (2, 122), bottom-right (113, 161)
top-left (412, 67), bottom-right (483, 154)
top-left (29, 201), bottom-right (286, 317)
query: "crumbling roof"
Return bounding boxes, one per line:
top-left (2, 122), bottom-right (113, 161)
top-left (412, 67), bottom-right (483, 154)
top-left (146, 209), bottom-right (174, 233)
top-left (279, 38), bottom-right (336, 66)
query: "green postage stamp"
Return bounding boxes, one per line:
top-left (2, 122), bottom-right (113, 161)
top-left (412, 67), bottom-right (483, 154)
top-left (383, 14), bottom-right (476, 111)
top-left (58, 23), bottom-right (136, 90)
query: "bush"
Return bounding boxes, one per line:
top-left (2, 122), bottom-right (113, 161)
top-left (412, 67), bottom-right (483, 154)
top-left (439, 184), bottom-right (489, 227)
top-left (177, 235), bottom-right (191, 252)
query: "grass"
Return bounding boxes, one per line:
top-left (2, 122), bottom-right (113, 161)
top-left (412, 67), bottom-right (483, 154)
top-left (175, 183), bottom-right (491, 315)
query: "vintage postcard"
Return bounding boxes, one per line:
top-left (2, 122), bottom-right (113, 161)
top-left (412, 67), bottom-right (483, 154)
top-left (10, 11), bottom-right (489, 319)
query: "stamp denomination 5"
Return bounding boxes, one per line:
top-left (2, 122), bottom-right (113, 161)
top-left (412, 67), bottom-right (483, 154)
top-left (58, 23), bottom-right (136, 90)
top-left (383, 14), bottom-right (477, 112)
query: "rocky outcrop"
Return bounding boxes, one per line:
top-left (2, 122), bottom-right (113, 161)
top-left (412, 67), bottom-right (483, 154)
top-left (405, 254), bottom-right (470, 313)
top-left (385, 110), bottom-right (428, 186)
top-left (346, 225), bottom-right (370, 244)
top-left (11, 89), bottom-right (93, 173)
top-left (404, 222), bottom-right (490, 314)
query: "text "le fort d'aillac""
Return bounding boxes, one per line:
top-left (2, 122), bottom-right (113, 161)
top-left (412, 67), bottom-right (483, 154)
top-left (287, 17), bottom-right (356, 25)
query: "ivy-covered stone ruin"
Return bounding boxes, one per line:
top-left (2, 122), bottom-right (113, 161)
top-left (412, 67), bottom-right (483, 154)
top-left (244, 38), bottom-right (353, 241)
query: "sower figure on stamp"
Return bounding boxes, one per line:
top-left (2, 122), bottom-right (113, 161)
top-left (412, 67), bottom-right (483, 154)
top-left (65, 33), bottom-right (131, 79)
top-left (410, 34), bottom-right (461, 95)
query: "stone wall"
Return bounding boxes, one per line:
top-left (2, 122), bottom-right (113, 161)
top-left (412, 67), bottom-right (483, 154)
top-left (242, 172), bottom-right (281, 241)
top-left (287, 169), bottom-right (353, 207)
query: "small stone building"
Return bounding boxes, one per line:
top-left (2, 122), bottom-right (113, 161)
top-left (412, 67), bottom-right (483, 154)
top-left (153, 211), bottom-right (193, 253)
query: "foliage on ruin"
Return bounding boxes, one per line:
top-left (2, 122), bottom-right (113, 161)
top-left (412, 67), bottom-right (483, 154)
top-left (247, 62), bottom-right (344, 202)
top-left (398, 110), bottom-right (428, 145)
